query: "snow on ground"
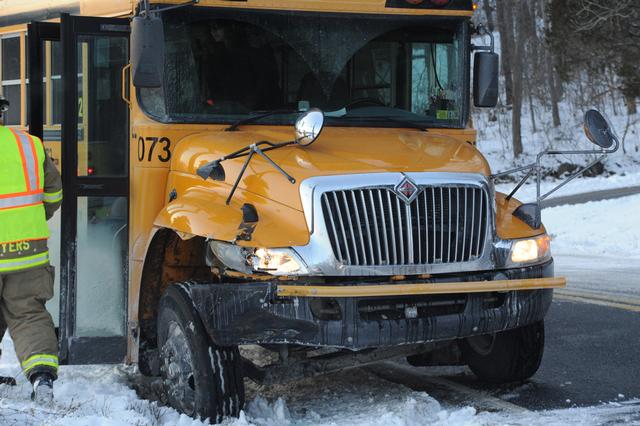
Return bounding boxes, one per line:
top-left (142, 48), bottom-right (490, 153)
top-left (2, 331), bottom-right (640, 426)
top-left (3, 312), bottom-right (640, 426)
top-left (544, 194), bottom-right (640, 258)
top-left (0, 337), bottom-right (203, 426)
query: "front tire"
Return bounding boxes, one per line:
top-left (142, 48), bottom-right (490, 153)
top-left (157, 284), bottom-right (244, 423)
top-left (461, 321), bottom-right (545, 384)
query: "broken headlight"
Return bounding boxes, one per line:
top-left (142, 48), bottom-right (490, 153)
top-left (209, 241), bottom-right (308, 276)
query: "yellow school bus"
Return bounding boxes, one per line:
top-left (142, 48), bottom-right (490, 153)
top-left (2, 0), bottom-right (620, 422)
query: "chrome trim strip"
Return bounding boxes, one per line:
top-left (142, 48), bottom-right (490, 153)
top-left (351, 191), bottom-right (367, 264)
top-left (360, 191), bottom-right (375, 265)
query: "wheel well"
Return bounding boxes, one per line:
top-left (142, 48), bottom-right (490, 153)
top-left (138, 229), bottom-right (212, 363)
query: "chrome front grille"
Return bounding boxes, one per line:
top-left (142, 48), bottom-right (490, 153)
top-left (321, 185), bottom-right (490, 266)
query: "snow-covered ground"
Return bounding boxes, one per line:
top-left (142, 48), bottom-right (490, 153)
top-left (544, 194), bottom-right (640, 258)
top-left (2, 334), bottom-right (640, 426)
top-left (1, 190), bottom-right (640, 424)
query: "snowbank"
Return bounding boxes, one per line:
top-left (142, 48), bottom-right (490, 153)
top-left (543, 194), bottom-right (640, 258)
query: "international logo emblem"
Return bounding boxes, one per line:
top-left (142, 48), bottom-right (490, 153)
top-left (394, 176), bottom-right (420, 204)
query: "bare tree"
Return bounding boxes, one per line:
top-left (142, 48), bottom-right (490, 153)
top-left (511, 6), bottom-right (525, 157)
top-left (482, 0), bottom-right (495, 32)
top-left (495, 0), bottom-right (513, 105)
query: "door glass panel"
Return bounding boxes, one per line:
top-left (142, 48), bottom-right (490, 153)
top-left (77, 36), bottom-right (128, 177)
top-left (75, 196), bottom-right (127, 337)
top-left (40, 39), bottom-right (62, 327)
top-left (46, 212), bottom-right (61, 327)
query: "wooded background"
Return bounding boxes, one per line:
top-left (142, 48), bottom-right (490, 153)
top-left (473, 0), bottom-right (639, 157)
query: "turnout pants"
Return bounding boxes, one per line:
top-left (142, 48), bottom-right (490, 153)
top-left (0, 265), bottom-right (58, 380)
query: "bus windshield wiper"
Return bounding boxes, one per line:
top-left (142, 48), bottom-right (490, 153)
top-left (225, 109), bottom-right (299, 132)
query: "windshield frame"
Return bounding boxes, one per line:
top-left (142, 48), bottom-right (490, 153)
top-left (136, 7), bottom-right (471, 130)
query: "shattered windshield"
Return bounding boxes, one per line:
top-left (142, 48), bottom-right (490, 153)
top-left (138, 9), bottom-right (467, 128)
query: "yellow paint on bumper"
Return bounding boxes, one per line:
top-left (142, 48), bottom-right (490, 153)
top-left (277, 277), bottom-right (566, 298)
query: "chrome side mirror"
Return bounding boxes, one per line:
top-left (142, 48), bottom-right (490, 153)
top-left (294, 108), bottom-right (324, 146)
top-left (584, 109), bottom-right (615, 149)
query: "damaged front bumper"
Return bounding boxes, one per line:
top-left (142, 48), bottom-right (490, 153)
top-left (188, 259), bottom-right (561, 350)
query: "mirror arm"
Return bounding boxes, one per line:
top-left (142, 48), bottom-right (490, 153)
top-left (533, 134), bottom-right (619, 207)
top-left (471, 25), bottom-right (495, 53)
top-left (254, 145), bottom-right (296, 184)
top-left (226, 149), bottom-right (255, 205)
top-left (225, 143), bottom-right (296, 205)
top-left (539, 154), bottom-right (607, 203)
top-left (491, 162), bottom-right (535, 179)
top-left (505, 167), bottom-right (534, 201)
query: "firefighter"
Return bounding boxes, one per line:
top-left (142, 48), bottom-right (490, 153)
top-left (0, 94), bottom-right (62, 403)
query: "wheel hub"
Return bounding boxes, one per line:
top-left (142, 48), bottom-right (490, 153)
top-left (466, 333), bottom-right (496, 355)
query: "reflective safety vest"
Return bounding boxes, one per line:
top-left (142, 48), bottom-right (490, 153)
top-left (0, 126), bottom-right (50, 273)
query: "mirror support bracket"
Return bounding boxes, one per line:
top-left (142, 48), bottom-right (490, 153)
top-left (225, 143), bottom-right (296, 205)
top-left (492, 132), bottom-right (619, 229)
top-left (471, 25), bottom-right (495, 53)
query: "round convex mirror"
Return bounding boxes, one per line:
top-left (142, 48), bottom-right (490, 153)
top-left (294, 108), bottom-right (324, 146)
top-left (584, 109), bottom-right (615, 149)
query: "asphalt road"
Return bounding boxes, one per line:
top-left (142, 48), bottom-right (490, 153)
top-left (370, 255), bottom-right (640, 416)
top-left (542, 185), bottom-right (640, 208)
top-left (371, 190), bottom-right (640, 416)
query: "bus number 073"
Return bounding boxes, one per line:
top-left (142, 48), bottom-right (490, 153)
top-left (138, 136), bottom-right (171, 162)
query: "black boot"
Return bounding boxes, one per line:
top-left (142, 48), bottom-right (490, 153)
top-left (30, 372), bottom-right (54, 404)
top-left (0, 350), bottom-right (16, 386)
top-left (0, 376), bottom-right (16, 386)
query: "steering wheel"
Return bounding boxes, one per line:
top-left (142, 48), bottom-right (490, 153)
top-left (344, 97), bottom-right (386, 110)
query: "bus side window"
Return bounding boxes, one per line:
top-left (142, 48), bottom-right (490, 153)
top-left (2, 35), bottom-right (21, 125)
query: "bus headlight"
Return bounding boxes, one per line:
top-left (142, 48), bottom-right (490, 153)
top-left (509, 234), bottom-right (551, 265)
top-left (209, 241), bottom-right (308, 276)
top-left (249, 248), bottom-right (308, 275)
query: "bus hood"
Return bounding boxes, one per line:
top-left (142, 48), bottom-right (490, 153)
top-left (172, 126), bottom-right (490, 212)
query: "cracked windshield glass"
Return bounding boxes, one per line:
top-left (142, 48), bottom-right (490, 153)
top-left (140, 11), bottom-right (464, 127)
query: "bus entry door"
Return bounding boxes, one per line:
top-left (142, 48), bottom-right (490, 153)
top-left (28, 15), bottom-right (130, 364)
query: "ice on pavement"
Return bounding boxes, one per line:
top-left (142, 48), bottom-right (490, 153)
top-left (2, 335), bottom-right (640, 425)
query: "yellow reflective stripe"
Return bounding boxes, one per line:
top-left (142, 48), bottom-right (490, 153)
top-left (0, 252), bottom-right (49, 272)
top-left (43, 189), bottom-right (63, 203)
top-left (21, 353), bottom-right (59, 373)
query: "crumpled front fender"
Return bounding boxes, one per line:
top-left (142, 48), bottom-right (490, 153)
top-left (153, 171), bottom-right (310, 247)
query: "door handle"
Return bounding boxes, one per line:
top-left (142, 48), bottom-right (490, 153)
top-left (121, 63), bottom-right (131, 106)
top-left (79, 183), bottom-right (104, 190)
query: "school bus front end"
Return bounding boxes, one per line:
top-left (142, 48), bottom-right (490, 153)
top-left (127, 0), bottom-right (566, 421)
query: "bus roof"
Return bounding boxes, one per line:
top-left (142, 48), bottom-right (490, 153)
top-left (154, 0), bottom-right (474, 17)
top-left (0, 0), bottom-right (134, 27)
top-left (0, 0), bottom-right (472, 28)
